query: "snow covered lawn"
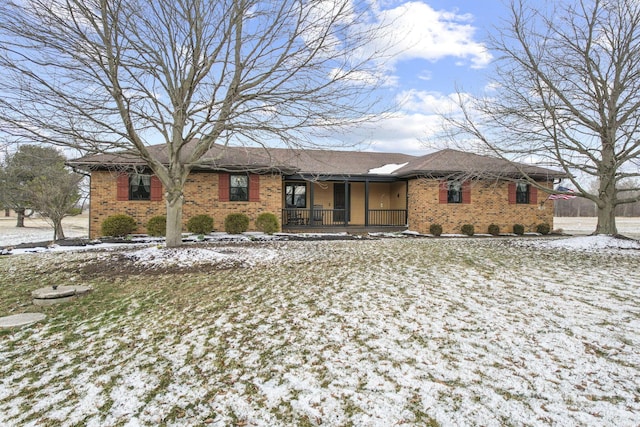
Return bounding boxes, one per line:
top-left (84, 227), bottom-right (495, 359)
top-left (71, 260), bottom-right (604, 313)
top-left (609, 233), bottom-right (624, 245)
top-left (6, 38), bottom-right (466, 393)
top-left (0, 237), bottom-right (639, 426)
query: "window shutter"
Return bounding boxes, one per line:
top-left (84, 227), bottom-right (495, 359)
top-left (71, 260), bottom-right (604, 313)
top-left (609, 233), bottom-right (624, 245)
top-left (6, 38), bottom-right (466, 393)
top-left (249, 174), bottom-right (260, 202)
top-left (218, 173), bottom-right (230, 202)
top-left (150, 176), bottom-right (163, 201)
top-left (117, 173), bottom-right (129, 201)
top-left (508, 183), bottom-right (516, 204)
top-left (529, 186), bottom-right (538, 204)
top-left (438, 181), bottom-right (448, 204)
top-left (462, 181), bottom-right (471, 204)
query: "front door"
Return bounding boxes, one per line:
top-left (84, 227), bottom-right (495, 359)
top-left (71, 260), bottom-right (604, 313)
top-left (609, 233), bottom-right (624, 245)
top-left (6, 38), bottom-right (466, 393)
top-left (333, 183), bottom-right (351, 223)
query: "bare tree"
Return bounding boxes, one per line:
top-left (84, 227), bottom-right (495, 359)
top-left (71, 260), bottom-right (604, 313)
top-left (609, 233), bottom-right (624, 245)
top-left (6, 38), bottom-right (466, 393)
top-left (444, 0), bottom-right (640, 235)
top-left (1, 145), bottom-right (83, 240)
top-left (27, 171), bottom-right (84, 242)
top-left (0, 0), bottom-right (393, 247)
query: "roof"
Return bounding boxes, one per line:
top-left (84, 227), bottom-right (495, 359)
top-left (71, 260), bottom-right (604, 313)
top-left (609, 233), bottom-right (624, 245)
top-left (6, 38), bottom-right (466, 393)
top-left (68, 142), bottom-right (564, 180)
top-left (395, 149), bottom-right (564, 180)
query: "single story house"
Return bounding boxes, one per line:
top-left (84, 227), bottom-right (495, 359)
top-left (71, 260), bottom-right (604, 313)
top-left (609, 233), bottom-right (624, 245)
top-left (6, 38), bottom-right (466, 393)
top-left (68, 141), bottom-right (565, 238)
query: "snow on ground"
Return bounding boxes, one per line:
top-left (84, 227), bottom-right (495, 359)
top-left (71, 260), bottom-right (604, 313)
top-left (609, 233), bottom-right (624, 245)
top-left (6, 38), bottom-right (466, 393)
top-left (0, 214), bottom-right (89, 247)
top-left (515, 234), bottom-right (640, 251)
top-left (0, 237), bottom-right (639, 426)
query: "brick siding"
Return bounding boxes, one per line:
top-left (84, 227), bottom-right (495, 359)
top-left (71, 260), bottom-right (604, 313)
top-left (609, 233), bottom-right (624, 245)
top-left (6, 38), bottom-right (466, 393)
top-left (89, 170), bottom-right (282, 238)
top-left (407, 179), bottom-right (555, 234)
top-left (89, 170), bottom-right (554, 238)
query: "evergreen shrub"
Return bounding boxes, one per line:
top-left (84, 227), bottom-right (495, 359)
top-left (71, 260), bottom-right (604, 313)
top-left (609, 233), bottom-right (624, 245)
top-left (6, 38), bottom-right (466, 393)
top-left (224, 213), bottom-right (250, 234)
top-left (536, 223), bottom-right (551, 235)
top-left (101, 214), bottom-right (137, 237)
top-left (429, 223), bottom-right (442, 236)
top-left (187, 214), bottom-right (214, 235)
top-left (255, 212), bottom-right (279, 234)
top-left (146, 215), bottom-right (167, 237)
top-left (513, 224), bottom-right (525, 235)
top-left (488, 224), bottom-right (500, 236)
top-left (461, 224), bottom-right (475, 236)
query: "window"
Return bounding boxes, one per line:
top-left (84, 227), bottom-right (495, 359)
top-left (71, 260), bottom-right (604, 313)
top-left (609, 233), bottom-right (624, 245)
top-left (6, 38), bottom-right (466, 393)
top-left (285, 183), bottom-right (307, 208)
top-left (516, 182), bottom-right (529, 204)
top-left (230, 174), bottom-right (249, 201)
top-left (439, 180), bottom-right (470, 204)
top-left (117, 173), bottom-right (161, 201)
top-left (218, 173), bottom-right (259, 202)
top-left (129, 174), bottom-right (151, 200)
top-left (447, 181), bottom-right (462, 204)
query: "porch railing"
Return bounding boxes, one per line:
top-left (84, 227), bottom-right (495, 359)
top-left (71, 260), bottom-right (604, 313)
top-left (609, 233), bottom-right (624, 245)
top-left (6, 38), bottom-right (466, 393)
top-left (282, 208), bottom-right (406, 227)
top-left (367, 209), bottom-right (407, 226)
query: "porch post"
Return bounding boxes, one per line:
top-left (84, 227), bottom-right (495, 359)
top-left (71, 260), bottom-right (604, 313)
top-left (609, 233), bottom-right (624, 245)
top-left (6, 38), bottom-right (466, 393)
top-left (405, 179), bottom-right (409, 226)
top-left (364, 179), bottom-right (369, 227)
top-left (344, 181), bottom-right (349, 226)
top-left (309, 180), bottom-right (314, 226)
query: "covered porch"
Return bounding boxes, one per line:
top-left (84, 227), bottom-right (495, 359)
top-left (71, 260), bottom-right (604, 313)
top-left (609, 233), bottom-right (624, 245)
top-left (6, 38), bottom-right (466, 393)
top-left (281, 176), bottom-right (408, 230)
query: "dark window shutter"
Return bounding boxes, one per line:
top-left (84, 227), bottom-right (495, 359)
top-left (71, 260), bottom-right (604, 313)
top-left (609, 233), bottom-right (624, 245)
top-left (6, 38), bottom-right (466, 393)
top-left (117, 173), bottom-right (129, 201)
top-left (529, 186), bottom-right (538, 204)
top-left (150, 176), bottom-right (163, 201)
top-left (249, 174), bottom-right (260, 202)
top-left (218, 173), bottom-right (230, 202)
top-left (438, 181), bottom-right (448, 204)
top-left (508, 183), bottom-right (516, 204)
top-left (462, 181), bottom-right (471, 204)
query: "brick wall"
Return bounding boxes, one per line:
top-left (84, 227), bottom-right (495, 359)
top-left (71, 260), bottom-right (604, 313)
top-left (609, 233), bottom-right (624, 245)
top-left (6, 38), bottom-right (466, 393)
top-left (407, 178), bottom-right (555, 235)
top-left (89, 170), bottom-right (282, 238)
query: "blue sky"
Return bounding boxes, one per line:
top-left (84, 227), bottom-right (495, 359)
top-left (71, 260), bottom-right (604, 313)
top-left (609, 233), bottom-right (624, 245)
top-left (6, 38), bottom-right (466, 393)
top-left (351, 0), bottom-right (508, 155)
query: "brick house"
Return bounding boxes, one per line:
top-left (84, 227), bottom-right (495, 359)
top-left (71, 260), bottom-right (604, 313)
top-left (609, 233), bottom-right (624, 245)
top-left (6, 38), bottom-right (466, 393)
top-left (68, 142), bottom-right (564, 238)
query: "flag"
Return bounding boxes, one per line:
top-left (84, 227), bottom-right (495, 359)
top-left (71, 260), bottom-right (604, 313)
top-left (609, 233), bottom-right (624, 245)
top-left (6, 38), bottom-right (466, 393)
top-left (548, 186), bottom-right (577, 200)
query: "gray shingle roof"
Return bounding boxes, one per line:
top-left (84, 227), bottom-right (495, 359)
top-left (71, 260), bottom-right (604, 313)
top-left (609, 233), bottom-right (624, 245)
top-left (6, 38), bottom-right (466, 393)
top-left (68, 142), bottom-right (564, 179)
top-left (395, 149), bottom-right (564, 179)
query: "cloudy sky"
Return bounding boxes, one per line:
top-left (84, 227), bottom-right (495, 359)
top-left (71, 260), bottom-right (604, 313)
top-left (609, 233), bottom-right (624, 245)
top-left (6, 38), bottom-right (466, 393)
top-left (351, 0), bottom-right (507, 155)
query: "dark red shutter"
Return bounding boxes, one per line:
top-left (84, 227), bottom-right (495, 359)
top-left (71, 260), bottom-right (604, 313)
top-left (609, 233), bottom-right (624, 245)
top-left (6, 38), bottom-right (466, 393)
top-left (150, 176), bottom-right (163, 201)
top-left (249, 174), bottom-right (260, 202)
top-left (117, 173), bottom-right (129, 201)
top-left (438, 181), bottom-right (448, 204)
top-left (529, 186), bottom-right (538, 204)
top-left (218, 173), bottom-right (230, 202)
top-left (462, 181), bottom-right (471, 204)
top-left (508, 183), bottom-right (517, 204)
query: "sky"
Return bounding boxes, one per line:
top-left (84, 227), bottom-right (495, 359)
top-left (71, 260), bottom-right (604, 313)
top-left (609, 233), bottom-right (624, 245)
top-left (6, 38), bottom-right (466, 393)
top-left (0, 0), bottom-right (509, 159)
top-left (351, 0), bottom-right (508, 155)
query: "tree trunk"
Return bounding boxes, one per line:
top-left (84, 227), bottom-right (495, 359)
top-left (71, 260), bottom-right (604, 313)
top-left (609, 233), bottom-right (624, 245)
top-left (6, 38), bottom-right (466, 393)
top-left (16, 208), bottom-right (25, 227)
top-left (594, 175), bottom-right (618, 235)
top-left (53, 219), bottom-right (65, 241)
top-left (165, 190), bottom-right (184, 248)
top-left (4, 208), bottom-right (9, 217)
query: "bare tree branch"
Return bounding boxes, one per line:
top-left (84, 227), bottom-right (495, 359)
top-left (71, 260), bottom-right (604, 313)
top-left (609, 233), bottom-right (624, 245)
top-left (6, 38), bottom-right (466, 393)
top-left (442, 0), bottom-right (640, 235)
top-left (0, 0), bottom-right (394, 246)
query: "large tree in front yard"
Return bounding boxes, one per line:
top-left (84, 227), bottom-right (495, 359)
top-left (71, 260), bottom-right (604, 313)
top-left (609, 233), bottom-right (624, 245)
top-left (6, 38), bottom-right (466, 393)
top-left (446, 0), bottom-right (640, 235)
top-left (0, 0), bottom-right (392, 247)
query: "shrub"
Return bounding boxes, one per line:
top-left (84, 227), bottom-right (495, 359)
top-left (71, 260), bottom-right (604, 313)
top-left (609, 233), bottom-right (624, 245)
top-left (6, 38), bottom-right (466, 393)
top-left (488, 223), bottom-right (500, 236)
top-left (513, 224), bottom-right (525, 235)
top-left (187, 214), bottom-right (214, 235)
top-left (101, 214), bottom-right (137, 238)
top-left (461, 224), bottom-right (475, 236)
top-left (146, 215), bottom-right (166, 237)
top-left (536, 222), bottom-right (551, 235)
top-left (255, 212), bottom-right (279, 235)
top-left (429, 223), bottom-right (442, 236)
top-left (224, 213), bottom-right (250, 234)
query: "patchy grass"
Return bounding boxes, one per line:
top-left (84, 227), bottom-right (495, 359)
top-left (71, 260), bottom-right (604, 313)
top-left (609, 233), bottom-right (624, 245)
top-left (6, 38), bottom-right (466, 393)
top-left (0, 238), bottom-right (639, 426)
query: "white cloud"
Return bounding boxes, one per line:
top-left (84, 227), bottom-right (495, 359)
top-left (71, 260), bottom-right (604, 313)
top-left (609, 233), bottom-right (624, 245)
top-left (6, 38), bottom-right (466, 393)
top-left (395, 89), bottom-right (462, 114)
top-left (373, 1), bottom-right (492, 69)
